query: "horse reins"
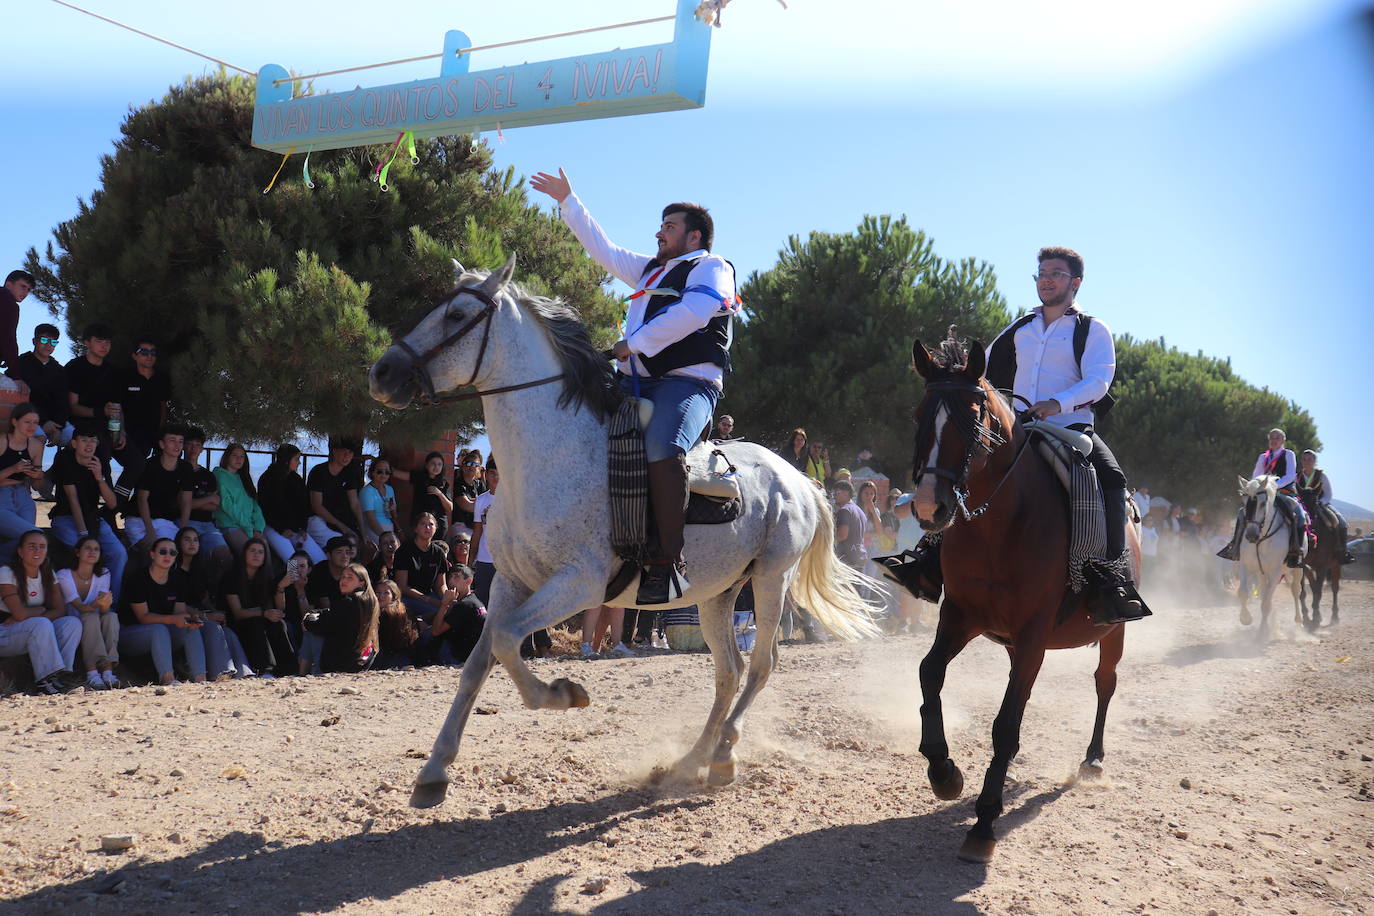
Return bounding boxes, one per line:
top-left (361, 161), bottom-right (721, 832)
top-left (395, 285), bottom-right (563, 407)
top-left (913, 381), bottom-right (1033, 522)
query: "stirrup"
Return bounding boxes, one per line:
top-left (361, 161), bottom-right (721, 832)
top-left (1284, 551), bottom-right (1303, 569)
top-left (637, 562), bottom-right (689, 606)
top-left (1094, 580), bottom-right (1151, 625)
top-left (1215, 542), bottom-right (1240, 561)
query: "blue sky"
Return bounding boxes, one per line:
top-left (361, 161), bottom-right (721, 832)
top-left (4, 0), bottom-right (1372, 510)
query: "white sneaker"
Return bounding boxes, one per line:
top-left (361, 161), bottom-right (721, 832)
top-left (610, 642), bottom-right (635, 658)
top-left (579, 642), bottom-right (597, 659)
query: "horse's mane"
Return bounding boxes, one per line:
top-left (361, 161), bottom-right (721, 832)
top-left (457, 270), bottom-right (623, 422)
top-left (923, 331), bottom-right (1015, 437)
top-left (1244, 475), bottom-right (1278, 498)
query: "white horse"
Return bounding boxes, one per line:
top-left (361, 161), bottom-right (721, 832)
top-left (368, 256), bottom-right (879, 808)
top-left (1235, 475), bottom-right (1304, 639)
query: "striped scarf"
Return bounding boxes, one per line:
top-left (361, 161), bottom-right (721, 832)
top-left (1068, 457), bottom-right (1132, 593)
top-left (608, 398), bottom-right (650, 565)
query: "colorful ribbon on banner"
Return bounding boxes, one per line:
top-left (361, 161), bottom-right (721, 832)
top-left (374, 131), bottom-right (417, 191)
top-left (262, 145), bottom-right (296, 194)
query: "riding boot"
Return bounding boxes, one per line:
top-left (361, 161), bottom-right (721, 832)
top-left (1085, 563), bottom-right (1151, 625)
top-left (1335, 513), bottom-right (1355, 564)
top-left (638, 455), bottom-right (690, 605)
top-left (1103, 487), bottom-right (1128, 561)
top-left (1276, 495), bottom-right (1304, 568)
top-left (1216, 508), bottom-right (1244, 561)
top-left (878, 535), bottom-right (944, 603)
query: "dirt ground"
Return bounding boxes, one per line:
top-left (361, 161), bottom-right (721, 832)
top-left (1, 579), bottom-right (1370, 915)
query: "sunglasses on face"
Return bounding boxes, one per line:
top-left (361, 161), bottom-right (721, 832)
top-left (155, 548), bottom-right (178, 556)
top-left (372, 469), bottom-right (391, 476)
top-left (37, 336), bottom-right (59, 346)
top-left (135, 347), bottom-right (158, 356)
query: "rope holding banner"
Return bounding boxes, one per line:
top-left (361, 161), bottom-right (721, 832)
top-left (406, 131), bottom-right (418, 164)
top-left (302, 149), bottom-right (315, 190)
top-left (262, 146), bottom-right (296, 194)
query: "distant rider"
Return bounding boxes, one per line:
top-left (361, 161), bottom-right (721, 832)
top-left (1294, 449), bottom-right (1355, 564)
top-left (1216, 428), bottom-right (1308, 568)
top-left (530, 168), bottom-right (740, 605)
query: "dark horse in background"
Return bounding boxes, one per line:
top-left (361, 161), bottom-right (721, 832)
top-left (1300, 510), bottom-right (1344, 630)
top-left (905, 336), bottom-right (1142, 863)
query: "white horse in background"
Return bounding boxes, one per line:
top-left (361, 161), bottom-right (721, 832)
top-left (368, 256), bottom-right (879, 808)
top-left (1235, 475), bottom-right (1304, 639)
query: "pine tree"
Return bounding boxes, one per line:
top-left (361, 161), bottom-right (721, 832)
top-left (730, 214), bottom-right (1011, 475)
top-left (24, 71), bottom-right (620, 444)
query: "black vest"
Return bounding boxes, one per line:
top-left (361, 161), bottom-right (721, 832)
top-left (984, 310), bottom-right (1116, 418)
top-left (636, 257), bottom-right (733, 378)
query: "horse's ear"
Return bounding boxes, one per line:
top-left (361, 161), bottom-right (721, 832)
top-left (964, 339), bottom-right (987, 380)
top-left (481, 252), bottom-right (517, 298)
top-left (1237, 475), bottom-right (1249, 494)
top-left (911, 339), bottom-right (934, 378)
top-left (451, 259), bottom-right (466, 284)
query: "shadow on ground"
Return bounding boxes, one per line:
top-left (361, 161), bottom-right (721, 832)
top-left (2, 781), bottom-right (1067, 915)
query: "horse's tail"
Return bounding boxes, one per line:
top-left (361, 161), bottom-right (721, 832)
top-left (788, 484), bottom-right (884, 640)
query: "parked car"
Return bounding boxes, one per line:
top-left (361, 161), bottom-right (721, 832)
top-left (1345, 538), bottom-right (1374, 581)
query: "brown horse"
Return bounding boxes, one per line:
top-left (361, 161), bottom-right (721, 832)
top-left (1300, 510), bottom-right (1343, 630)
top-left (907, 336), bottom-right (1141, 863)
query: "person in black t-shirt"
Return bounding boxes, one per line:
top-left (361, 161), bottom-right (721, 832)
top-left (451, 450), bottom-right (486, 533)
top-left (16, 323), bottom-right (69, 444)
top-left (393, 513), bottom-right (448, 621)
top-left (113, 335), bottom-right (171, 501)
top-left (218, 537), bottom-right (295, 677)
top-left (47, 421), bottom-right (127, 599)
top-left (306, 439), bottom-right (367, 557)
top-left (409, 451), bottom-right (454, 539)
top-left (257, 444), bottom-right (326, 567)
top-left (431, 564), bottom-right (486, 666)
top-left (117, 538), bottom-right (207, 685)
top-left (181, 429), bottom-right (231, 575)
top-left (302, 562), bottom-right (378, 673)
top-left (126, 424), bottom-right (194, 550)
top-left (64, 323), bottom-right (122, 460)
top-left (305, 535), bottom-right (355, 610)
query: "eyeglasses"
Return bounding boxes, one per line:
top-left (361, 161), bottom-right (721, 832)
top-left (1032, 270), bottom-right (1075, 282)
top-left (37, 337), bottom-right (59, 346)
top-left (155, 548), bottom-right (178, 556)
top-left (135, 347), bottom-right (158, 355)
top-left (372, 469), bottom-right (391, 476)
top-left (462, 462), bottom-right (479, 467)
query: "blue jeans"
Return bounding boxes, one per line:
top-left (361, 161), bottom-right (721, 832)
top-left (0, 483), bottom-right (37, 547)
top-left (201, 619), bottom-right (253, 677)
top-left (119, 623), bottom-right (207, 679)
top-left (50, 517), bottom-right (129, 603)
top-left (619, 374), bottom-right (720, 462)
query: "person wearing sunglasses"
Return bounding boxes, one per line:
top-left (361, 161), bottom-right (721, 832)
top-left (14, 323), bottom-right (70, 444)
top-left (118, 537), bottom-right (206, 685)
top-left (113, 335), bottom-right (171, 503)
top-left (360, 457), bottom-right (398, 547)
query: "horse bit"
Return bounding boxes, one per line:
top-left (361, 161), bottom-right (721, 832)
top-left (394, 285), bottom-right (563, 407)
top-left (913, 381), bottom-right (1031, 522)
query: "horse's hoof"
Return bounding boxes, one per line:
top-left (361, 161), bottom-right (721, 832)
top-left (930, 761), bottom-right (964, 801)
top-left (1239, 610), bottom-right (1253, 626)
top-left (409, 780), bottom-right (449, 809)
top-left (707, 760), bottom-right (736, 787)
top-left (1078, 760), bottom-right (1105, 782)
top-left (549, 678), bottom-right (590, 708)
top-left (957, 832), bottom-right (996, 864)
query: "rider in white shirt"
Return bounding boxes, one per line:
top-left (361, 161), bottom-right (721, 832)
top-left (530, 169), bottom-right (740, 605)
top-left (1216, 428), bottom-right (1308, 568)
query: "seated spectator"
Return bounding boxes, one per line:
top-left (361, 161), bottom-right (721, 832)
top-left (182, 429), bottom-right (232, 575)
top-left (307, 438), bottom-right (367, 558)
top-left (445, 530), bottom-right (472, 569)
top-left (0, 530), bottom-right (81, 694)
top-left (118, 537), bottom-right (206, 685)
top-left (431, 564), bottom-right (486, 666)
top-left (0, 403), bottom-right (44, 555)
top-left (257, 444), bottom-right (325, 566)
top-left (360, 457), bottom-right (398, 545)
top-left (375, 578), bottom-right (424, 669)
top-left (451, 449), bottom-right (486, 536)
top-left (125, 424), bottom-right (193, 549)
top-left (278, 549), bottom-right (317, 675)
top-left (47, 420), bottom-right (127, 600)
top-left (213, 443), bottom-right (267, 557)
top-left (777, 428), bottom-right (808, 472)
top-left (367, 530), bottom-right (400, 586)
top-left (409, 451), bottom-right (453, 540)
top-left (175, 525), bottom-right (251, 680)
top-left (1, 271), bottom-right (35, 394)
top-left (302, 562), bottom-right (379, 673)
top-left (63, 322), bottom-right (121, 466)
top-left (112, 336), bottom-right (171, 500)
top-left (219, 537), bottom-right (294, 678)
top-left (306, 535), bottom-right (355, 613)
top-left (15, 324), bottom-right (69, 445)
top-left (394, 512), bottom-right (449, 621)
top-left (56, 534), bottom-right (119, 690)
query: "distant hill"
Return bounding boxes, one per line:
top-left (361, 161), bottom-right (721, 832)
top-left (1333, 499), bottom-right (1373, 522)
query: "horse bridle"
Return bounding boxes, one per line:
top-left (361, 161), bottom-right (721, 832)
top-left (913, 380), bottom-right (1030, 522)
top-left (394, 285), bottom-right (563, 407)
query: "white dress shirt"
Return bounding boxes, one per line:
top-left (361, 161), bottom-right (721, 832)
top-left (558, 192), bottom-right (738, 388)
top-left (1252, 449), bottom-right (1297, 490)
top-left (989, 304), bottom-right (1115, 428)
